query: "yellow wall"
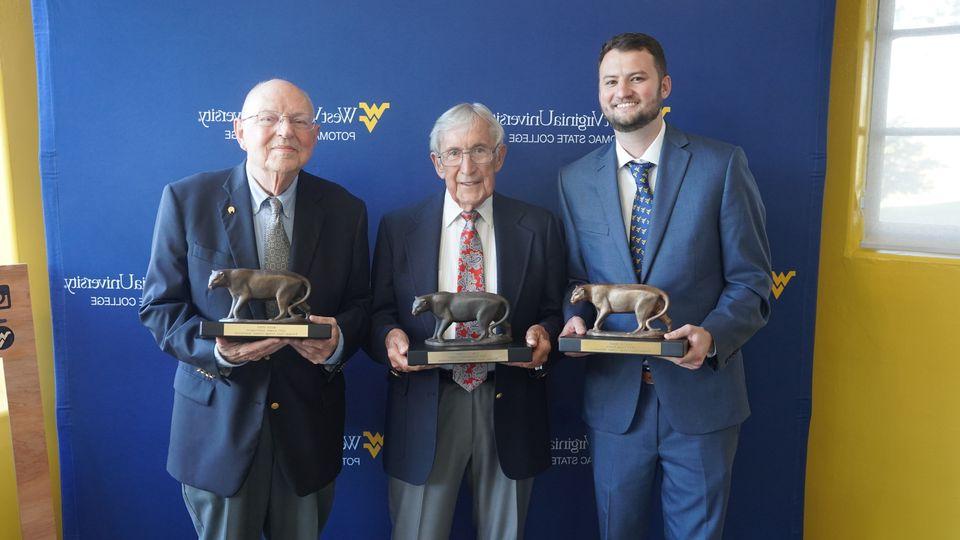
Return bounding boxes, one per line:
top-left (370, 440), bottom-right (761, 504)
top-left (0, 0), bottom-right (62, 538)
top-left (805, 1), bottom-right (960, 538)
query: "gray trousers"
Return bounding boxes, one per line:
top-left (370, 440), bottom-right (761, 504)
top-left (182, 412), bottom-right (334, 540)
top-left (389, 378), bottom-right (533, 540)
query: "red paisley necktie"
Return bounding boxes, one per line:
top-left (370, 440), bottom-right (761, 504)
top-left (453, 210), bottom-right (488, 391)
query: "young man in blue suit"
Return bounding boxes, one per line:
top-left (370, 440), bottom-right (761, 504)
top-left (558, 34), bottom-right (772, 539)
top-left (140, 79), bottom-right (370, 539)
top-left (368, 103), bottom-right (565, 539)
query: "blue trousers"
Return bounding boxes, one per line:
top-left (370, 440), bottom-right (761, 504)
top-left (590, 380), bottom-right (740, 540)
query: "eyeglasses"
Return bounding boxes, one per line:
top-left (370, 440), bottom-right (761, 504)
top-left (241, 111), bottom-right (316, 131)
top-left (436, 145), bottom-right (500, 166)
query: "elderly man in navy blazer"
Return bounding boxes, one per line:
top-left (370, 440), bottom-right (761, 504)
top-left (368, 103), bottom-right (565, 539)
top-left (559, 34), bottom-right (772, 539)
top-left (140, 79), bottom-right (370, 539)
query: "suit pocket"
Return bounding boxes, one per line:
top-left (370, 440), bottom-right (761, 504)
top-left (189, 242), bottom-right (234, 267)
top-left (173, 364), bottom-right (214, 406)
top-left (388, 371), bottom-right (411, 396)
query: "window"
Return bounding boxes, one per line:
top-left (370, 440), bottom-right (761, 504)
top-left (862, 0), bottom-right (960, 256)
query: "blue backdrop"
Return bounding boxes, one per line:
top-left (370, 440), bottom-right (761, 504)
top-left (32, 1), bottom-right (834, 538)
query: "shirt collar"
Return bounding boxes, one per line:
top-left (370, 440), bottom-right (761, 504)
top-left (246, 162), bottom-right (298, 218)
top-left (615, 120), bottom-right (667, 169)
top-left (443, 189), bottom-right (494, 229)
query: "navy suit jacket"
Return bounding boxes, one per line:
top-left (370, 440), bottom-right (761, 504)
top-left (559, 125), bottom-right (772, 435)
top-left (140, 163), bottom-right (370, 497)
top-left (367, 192), bottom-right (565, 484)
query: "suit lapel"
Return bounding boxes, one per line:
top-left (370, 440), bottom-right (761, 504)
top-left (642, 125), bottom-right (690, 283)
top-left (595, 144), bottom-right (637, 282)
top-left (405, 194), bottom-right (442, 336)
top-left (219, 163), bottom-right (264, 319)
top-left (289, 171), bottom-right (326, 279)
top-left (492, 194), bottom-right (531, 313)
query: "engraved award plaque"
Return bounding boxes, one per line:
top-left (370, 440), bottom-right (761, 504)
top-left (198, 269), bottom-right (331, 340)
top-left (558, 284), bottom-right (688, 357)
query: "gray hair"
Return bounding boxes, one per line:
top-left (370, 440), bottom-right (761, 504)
top-left (429, 103), bottom-right (504, 154)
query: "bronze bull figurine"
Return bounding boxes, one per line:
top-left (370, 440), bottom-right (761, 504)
top-left (412, 291), bottom-right (511, 344)
top-left (208, 269), bottom-right (311, 321)
top-left (570, 283), bottom-right (672, 337)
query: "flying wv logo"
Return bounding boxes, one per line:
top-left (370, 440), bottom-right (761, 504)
top-left (363, 431), bottom-right (384, 458)
top-left (0, 327), bottom-right (14, 350)
top-left (358, 102), bottom-right (390, 133)
top-left (771, 270), bottom-right (796, 299)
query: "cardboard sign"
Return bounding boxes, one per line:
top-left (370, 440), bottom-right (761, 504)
top-left (0, 264), bottom-right (56, 539)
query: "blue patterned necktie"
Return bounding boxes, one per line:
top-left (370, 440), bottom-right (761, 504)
top-left (628, 161), bottom-right (655, 281)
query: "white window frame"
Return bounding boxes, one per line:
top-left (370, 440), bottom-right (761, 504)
top-left (861, 0), bottom-right (960, 256)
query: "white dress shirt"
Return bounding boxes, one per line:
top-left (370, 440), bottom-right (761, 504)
top-left (616, 120), bottom-right (667, 240)
top-left (438, 190), bottom-right (498, 340)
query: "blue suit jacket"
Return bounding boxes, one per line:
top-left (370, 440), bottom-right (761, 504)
top-left (559, 125), bottom-right (771, 435)
top-left (140, 163), bottom-right (371, 496)
top-left (366, 192), bottom-right (565, 484)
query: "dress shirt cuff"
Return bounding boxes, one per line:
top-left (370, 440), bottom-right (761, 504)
top-left (323, 325), bottom-right (346, 372)
top-left (702, 336), bottom-right (719, 371)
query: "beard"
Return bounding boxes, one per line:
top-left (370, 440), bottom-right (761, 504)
top-left (603, 93), bottom-right (663, 133)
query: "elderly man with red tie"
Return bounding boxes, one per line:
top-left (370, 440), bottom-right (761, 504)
top-left (367, 102), bottom-right (566, 539)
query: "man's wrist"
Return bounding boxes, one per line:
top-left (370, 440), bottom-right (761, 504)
top-left (215, 343), bottom-right (248, 368)
top-left (322, 325), bottom-right (346, 371)
top-left (705, 328), bottom-right (717, 358)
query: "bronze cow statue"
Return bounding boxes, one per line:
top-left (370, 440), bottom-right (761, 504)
top-left (570, 283), bottom-right (672, 337)
top-left (208, 269), bottom-right (311, 321)
top-left (412, 291), bottom-right (511, 343)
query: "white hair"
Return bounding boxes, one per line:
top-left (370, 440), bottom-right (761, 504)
top-left (240, 79), bottom-right (315, 116)
top-left (429, 102), bottom-right (504, 154)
